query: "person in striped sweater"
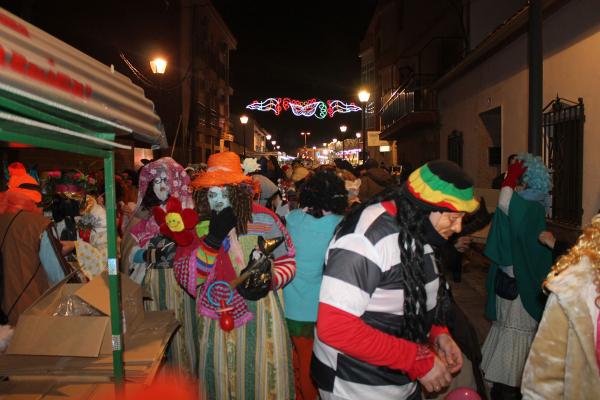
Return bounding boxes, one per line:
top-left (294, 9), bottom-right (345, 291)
top-left (312, 160), bottom-right (479, 399)
top-left (173, 151), bottom-right (296, 399)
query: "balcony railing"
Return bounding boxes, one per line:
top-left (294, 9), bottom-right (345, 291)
top-left (380, 74), bottom-right (438, 132)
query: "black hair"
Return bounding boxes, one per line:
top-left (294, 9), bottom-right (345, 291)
top-left (299, 171), bottom-right (348, 217)
top-left (140, 183), bottom-right (165, 211)
top-left (508, 154), bottom-right (518, 164)
top-left (335, 186), bottom-right (451, 343)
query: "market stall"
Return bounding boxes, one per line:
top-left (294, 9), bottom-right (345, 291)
top-left (0, 7), bottom-right (167, 389)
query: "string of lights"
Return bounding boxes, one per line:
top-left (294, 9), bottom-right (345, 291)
top-left (246, 97), bottom-right (362, 119)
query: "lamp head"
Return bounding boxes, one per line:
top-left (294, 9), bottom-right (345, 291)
top-left (150, 58), bottom-right (167, 74)
top-left (358, 90), bottom-right (370, 103)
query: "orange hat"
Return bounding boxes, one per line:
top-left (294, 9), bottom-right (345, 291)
top-left (7, 162), bottom-right (42, 203)
top-left (191, 152), bottom-right (252, 189)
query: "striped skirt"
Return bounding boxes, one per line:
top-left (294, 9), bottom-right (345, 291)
top-left (198, 288), bottom-right (294, 400)
top-left (143, 267), bottom-right (199, 377)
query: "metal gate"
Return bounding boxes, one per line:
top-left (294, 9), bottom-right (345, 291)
top-left (542, 97), bottom-right (584, 227)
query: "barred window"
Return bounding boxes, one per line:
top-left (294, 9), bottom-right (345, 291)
top-left (542, 97), bottom-right (584, 227)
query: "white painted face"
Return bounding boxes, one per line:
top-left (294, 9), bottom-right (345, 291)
top-left (152, 170), bottom-right (169, 202)
top-left (207, 186), bottom-right (231, 212)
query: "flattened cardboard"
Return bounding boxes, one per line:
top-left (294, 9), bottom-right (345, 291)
top-left (7, 271), bottom-right (145, 358)
top-left (7, 314), bottom-right (108, 357)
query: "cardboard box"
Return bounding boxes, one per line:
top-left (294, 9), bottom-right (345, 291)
top-left (7, 272), bottom-right (145, 357)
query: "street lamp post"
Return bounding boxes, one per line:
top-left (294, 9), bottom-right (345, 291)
top-left (240, 115), bottom-right (249, 158)
top-left (150, 57), bottom-right (168, 114)
top-left (339, 125), bottom-right (347, 160)
top-left (301, 131), bottom-right (310, 148)
top-left (358, 89), bottom-right (370, 163)
top-left (355, 132), bottom-right (361, 166)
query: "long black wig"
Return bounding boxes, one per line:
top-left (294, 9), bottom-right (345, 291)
top-left (334, 186), bottom-right (451, 344)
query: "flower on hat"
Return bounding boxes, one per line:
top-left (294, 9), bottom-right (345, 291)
top-left (153, 197), bottom-right (199, 246)
top-left (242, 158), bottom-right (260, 175)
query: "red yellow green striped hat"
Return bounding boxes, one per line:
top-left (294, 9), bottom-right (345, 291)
top-left (403, 160), bottom-right (479, 213)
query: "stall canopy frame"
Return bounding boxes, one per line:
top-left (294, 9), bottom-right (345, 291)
top-left (0, 92), bottom-right (137, 385)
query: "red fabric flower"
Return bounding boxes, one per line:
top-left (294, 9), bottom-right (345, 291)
top-left (153, 197), bottom-right (198, 246)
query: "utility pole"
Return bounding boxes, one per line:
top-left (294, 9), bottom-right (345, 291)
top-left (187, 1), bottom-right (200, 164)
top-left (528, 0), bottom-right (543, 156)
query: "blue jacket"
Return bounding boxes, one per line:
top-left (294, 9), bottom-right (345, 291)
top-left (283, 209), bottom-right (342, 322)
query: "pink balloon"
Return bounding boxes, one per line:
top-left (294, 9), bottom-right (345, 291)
top-left (445, 387), bottom-right (481, 400)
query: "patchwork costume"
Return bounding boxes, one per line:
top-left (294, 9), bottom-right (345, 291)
top-left (173, 152), bottom-right (297, 399)
top-left (120, 157), bottom-right (198, 376)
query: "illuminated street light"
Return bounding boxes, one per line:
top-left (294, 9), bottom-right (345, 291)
top-left (356, 132), bottom-right (361, 138)
top-left (339, 125), bottom-right (348, 159)
top-left (150, 57), bottom-right (168, 74)
top-left (240, 115), bottom-right (249, 157)
top-left (301, 131), bottom-right (311, 148)
top-left (358, 89), bottom-right (370, 162)
top-left (266, 134), bottom-right (271, 140)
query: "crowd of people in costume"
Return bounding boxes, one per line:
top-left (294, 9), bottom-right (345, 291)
top-left (1, 150), bottom-right (599, 399)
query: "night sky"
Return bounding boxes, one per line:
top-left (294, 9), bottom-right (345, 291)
top-left (0, 0), bottom-right (376, 152)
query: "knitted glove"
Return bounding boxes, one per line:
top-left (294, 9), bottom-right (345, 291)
top-left (502, 160), bottom-right (527, 189)
top-left (204, 207), bottom-right (237, 250)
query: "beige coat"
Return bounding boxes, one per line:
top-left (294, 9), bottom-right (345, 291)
top-left (522, 257), bottom-right (600, 399)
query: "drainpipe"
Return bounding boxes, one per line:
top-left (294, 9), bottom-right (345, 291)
top-left (188, 2), bottom-right (200, 164)
top-left (528, 0), bottom-right (543, 156)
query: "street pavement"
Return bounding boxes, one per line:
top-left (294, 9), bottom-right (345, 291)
top-left (446, 249), bottom-right (492, 345)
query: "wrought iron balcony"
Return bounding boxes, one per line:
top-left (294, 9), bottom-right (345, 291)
top-left (380, 74), bottom-right (438, 139)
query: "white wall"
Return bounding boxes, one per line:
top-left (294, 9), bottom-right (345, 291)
top-left (440, 0), bottom-right (600, 224)
top-left (439, 34), bottom-right (529, 188)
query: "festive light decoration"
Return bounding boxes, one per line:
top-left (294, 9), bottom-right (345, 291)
top-left (246, 97), bottom-right (361, 119)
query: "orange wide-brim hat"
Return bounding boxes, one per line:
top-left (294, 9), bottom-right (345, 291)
top-left (191, 151), bottom-right (252, 189)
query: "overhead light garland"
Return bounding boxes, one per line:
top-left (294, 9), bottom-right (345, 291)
top-left (246, 97), bottom-right (361, 119)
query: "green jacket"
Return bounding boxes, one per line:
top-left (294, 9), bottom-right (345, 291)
top-left (484, 192), bottom-right (552, 322)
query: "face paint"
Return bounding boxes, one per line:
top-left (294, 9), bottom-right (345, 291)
top-left (153, 170), bottom-right (169, 202)
top-left (207, 186), bottom-right (231, 212)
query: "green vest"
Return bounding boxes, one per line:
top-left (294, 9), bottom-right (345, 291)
top-left (484, 192), bottom-right (552, 322)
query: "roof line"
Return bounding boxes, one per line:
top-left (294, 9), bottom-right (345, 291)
top-left (0, 111), bottom-right (131, 150)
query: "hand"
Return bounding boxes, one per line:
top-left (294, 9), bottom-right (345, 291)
top-left (454, 236), bottom-right (472, 253)
top-left (502, 160), bottom-right (527, 188)
top-left (204, 207), bottom-right (237, 249)
top-left (60, 240), bottom-right (76, 256)
top-left (539, 231), bottom-right (556, 249)
top-left (434, 334), bottom-right (463, 374)
top-left (417, 355), bottom-right (452, 393)
top-left (144, 237), bottom-right (176, 264)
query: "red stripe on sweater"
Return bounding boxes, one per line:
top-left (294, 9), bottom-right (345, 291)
top-left (316, 302), bottom-right (434, 380)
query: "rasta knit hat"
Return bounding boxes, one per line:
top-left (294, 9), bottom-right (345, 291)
top-left (403, 160), bottom-right (478, 213)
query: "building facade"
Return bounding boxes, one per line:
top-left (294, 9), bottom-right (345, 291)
top-left (359, 0), bottom-right (466, 170)
top-left (437, 0), bottom-right (597, 233)
top-left (179, 0), bottom-right (236, 164)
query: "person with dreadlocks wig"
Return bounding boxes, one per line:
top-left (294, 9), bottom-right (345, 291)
top-left (173, 151), bottom-right (296, 399)
top-left (312, 160), bottom-right (478, 399)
